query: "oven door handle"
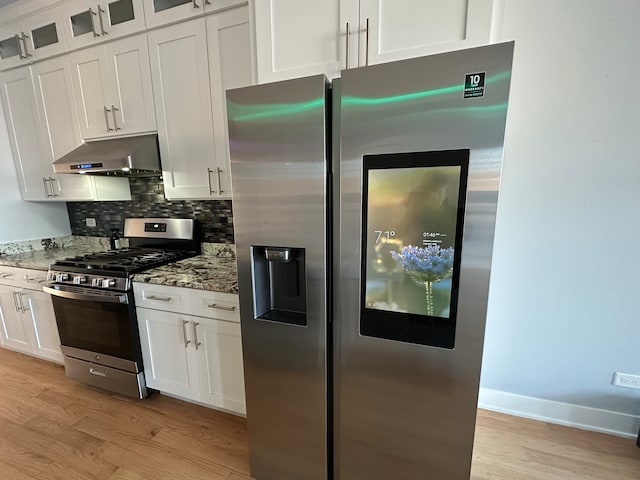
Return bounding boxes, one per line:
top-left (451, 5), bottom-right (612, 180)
top-left (43, 285), bottom-right (129, 304)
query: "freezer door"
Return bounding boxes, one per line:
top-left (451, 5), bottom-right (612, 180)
top-left (228, 75), bottom-right (329, 480)
top-left (336, 43), bottom-right (514, 479)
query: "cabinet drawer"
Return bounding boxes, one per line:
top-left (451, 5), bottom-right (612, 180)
top-left (0, 266), bottom-right (48, 290)
top-left (191, 290), bottom-right (239, 323)
top-left (133, 283), bottom-right (190, 314)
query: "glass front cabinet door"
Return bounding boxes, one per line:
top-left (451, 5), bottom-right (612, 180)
top-left (0, 8), bottom-right (68, 71)
top-left (63, 0), bottom-right (146, 50)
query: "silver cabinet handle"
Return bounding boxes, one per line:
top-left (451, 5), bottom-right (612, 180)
top-left (15, 34), bottom-right (25, 59)
top-left (207, 303), bottom-right (236, 312)
top-left (111, 105), bottom-right (120, 131)
top-left (207, 168), bottom-right (215, 194)
top-left (89, 367), bottom-right (107, 377)
top-left (365, 17), bottom-right (370, 66)
top-left (17, 292), bottom-right (28, 313)
top-left (0, 273), bottom-right (13, 279)
top-left (89, 8), bottom-right (100, 37)
top-left (192, 321), bottom-right (201, 350)
top-left (98, 6), bottom-right (107, 35)
top-left (48, 177), bottom-right (58, 197)
top-left (104, 106), bottom-right (114, 132)
top-left (21, 33), bottom-right (32, 58)
top-left (216, 167), bottom-right (223, 194)
top-left (43, 177), bottom-right (54, 198)
top-left (11, 291), bottom-right (20, 312)
top-left (182, 319), bottom-right (191, 348)
top-left (345, 22), bottom-right (350, 69)
top-left (147, 295), bottom-right (171, 302)
top-left (204, 0), bottom-right (211, 4)
top-left (192, 0), bottom-right (200, 8)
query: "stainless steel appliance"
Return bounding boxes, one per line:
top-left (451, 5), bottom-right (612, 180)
top-left (45, 218), bottom-right (199, 398)
top-left (228, 42), bottom-right (514, 480)
top-left (53, 134), bottom-right (161, 175)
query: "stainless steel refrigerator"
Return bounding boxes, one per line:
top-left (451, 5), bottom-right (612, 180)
top-left (228, 42), bottom-right (514, 480)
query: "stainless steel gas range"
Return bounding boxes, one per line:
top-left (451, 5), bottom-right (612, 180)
top-left (44, 218), bottom-right (199, 398)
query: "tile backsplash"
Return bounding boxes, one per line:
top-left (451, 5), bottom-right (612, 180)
top-left (67, 177), bottom-right (234, 243)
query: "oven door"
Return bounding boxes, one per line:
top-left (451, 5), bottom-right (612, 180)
top-left (43, 284), bottom-right (139, 364)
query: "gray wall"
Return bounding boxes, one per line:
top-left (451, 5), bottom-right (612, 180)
top-left (481, 0), bottom-right (640, 416)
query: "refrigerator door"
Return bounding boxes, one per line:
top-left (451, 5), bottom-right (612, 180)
top-left (336, 43), bottom-right (514, 479)
top-left (228, 75), bottom-right (330, 480)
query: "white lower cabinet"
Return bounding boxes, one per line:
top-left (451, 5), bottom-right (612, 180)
top-left (134, 283), bottom-right (245, 415)
top-left (0, 268), bottom-right (63, 363)
top-left (137, 308), bottom-right (201, 401)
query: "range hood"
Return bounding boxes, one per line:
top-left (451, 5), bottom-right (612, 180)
top-left (53, 134), bottom-right (161, 176)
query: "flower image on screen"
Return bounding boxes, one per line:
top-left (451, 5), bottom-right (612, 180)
top-left (364, 165), bottom-right (462, 318)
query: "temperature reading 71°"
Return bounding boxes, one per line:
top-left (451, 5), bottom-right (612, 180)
top-left (374, 230), bottom-right (396, 243)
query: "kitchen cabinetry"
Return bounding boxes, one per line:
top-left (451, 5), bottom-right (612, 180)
top-left (0, 7), bottom-right (68, 71)
top-left (134, 282), bottom-right (245, 414)
top-left (143, 0), bottom-right (246, 29)
top-left (252, 0), bottom-right (340, 82)
top-left (0, 267), bottom-right (63, 363)
top-left (342, 0), bottom-right (495, 68)
top-left (69, 33), bottom-right (156, 139)
top-left (148, 5), bottom-right (254, 200)
top-left (62, 0), bottom-right (146, 50)
top-left (1, 61), bottom-right (131, 201)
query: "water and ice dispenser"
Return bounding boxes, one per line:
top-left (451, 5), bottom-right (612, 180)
top-left (251, 246), bottom-right (307, 326)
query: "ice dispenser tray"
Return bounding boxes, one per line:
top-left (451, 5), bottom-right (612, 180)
top-left (251, 246), bottom-right (307, 326)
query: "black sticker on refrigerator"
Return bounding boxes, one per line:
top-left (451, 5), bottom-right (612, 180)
top-left (464, 72), bottom-right (485, 98)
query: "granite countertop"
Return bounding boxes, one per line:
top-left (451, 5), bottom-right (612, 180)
top-left (131, 254), bottom-right (238, 294)
top-left (0, 245), bottom-right (106, 271)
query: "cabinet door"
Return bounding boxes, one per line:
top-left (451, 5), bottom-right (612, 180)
top-left (195, 317), bottom-right (245, 414)
top-left (31, 56), bottom-right (95, 201)
top-left (253, 0), bottom-right (340, 83)
top-left (207, 5), bottom-right (255, 198)
top-left (148, 19), bottom-right (217, 200)
top-left (69, 44), bottom-right (113, 139)
top-left (0, 24), bottom-right (28, 71)
top-left (143, 0), bottom-right (204, 29)
top-left (358, 0), bottom-right (494, 66)
top-left (22, 289), bottom-right (63, 363)
top-left (0, 66), bottom-right (50, 201)
top-left (0, 287), bottom-right (32, 355)
top-left (137, 308), bottom-right (200, 401)
top-left (23, 8), bottom-right (68, 62)
top-left (63, 0), bottom-right (146, 50)
top-left (103, 34), bottom-right (157, 135)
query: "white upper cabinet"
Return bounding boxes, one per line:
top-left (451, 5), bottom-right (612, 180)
top-left (62, 0), bottom-right (146, 50)
top-left (1, 61), bottom-right (130, 202)
top-left (0, 7), bottom-right (68, 71)
top-left (143, 0), bottom-right (246, 29)
top-left (345, 0), bottom-right (494, 68)
top-left (149, 6), bottom-right (253, 200)
top-left (253, 0), bottom-right (340, 82)
top-left (148, 19), bottom-right (216, 199)
top-left (30, 56), bottom-right (93, 201)
top-left (69, 33), bottom-right (156, 139)
top-left (0, 66), bottom-right (51, 201)
top-left (207, 6), bottom-right (255, 197)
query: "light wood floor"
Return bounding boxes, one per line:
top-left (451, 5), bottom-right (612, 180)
top-left (0, 348), bottom-right (638, 479)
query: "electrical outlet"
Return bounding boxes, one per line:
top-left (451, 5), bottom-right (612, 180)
top-left (612, 372), bottom-right (640, 390)
top-left (86, 218), bottom-right (97, 227)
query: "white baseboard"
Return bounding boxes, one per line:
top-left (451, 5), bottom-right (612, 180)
top-left (478, 388), bottom-right (640, 439)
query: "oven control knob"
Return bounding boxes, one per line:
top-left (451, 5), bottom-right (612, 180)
top-left (73, 276), bottom-right (87, 285)
top-left (102, 278), bottom-right (116, 288)
top-left (56, 273), bottom-right (69, 282)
